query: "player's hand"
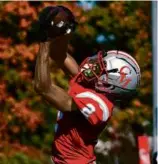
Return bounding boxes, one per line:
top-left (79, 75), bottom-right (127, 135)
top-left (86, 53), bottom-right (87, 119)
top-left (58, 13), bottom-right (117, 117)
top-left (38, 6), bottom-right (77, 41)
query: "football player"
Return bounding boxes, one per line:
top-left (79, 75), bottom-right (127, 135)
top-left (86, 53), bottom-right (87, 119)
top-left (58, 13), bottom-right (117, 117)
top-left (34, 6), bottom-right (141, 164)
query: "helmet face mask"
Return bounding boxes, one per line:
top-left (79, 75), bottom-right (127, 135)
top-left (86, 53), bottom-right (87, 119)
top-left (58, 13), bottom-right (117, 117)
top-left (79, 51), bottom-right (107, 83)
top-left (75, 50), bottom-right (141, 98)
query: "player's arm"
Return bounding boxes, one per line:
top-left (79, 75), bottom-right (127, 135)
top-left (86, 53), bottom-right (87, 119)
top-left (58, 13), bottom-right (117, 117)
top-left (34, 42), bottom-right (76, 112)
top-left (38, 5), bottom-right (79, 77)
top-left (49, 35), bottom-right (79, 77)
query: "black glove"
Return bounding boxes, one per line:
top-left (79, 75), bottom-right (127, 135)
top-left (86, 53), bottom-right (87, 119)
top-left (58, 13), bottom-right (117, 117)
top-left (38, 5), bottom-right (78, 41)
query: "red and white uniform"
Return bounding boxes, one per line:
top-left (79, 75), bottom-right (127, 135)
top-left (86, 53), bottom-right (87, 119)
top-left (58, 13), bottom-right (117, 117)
top-left (52, 81), bottom-right (114, 164)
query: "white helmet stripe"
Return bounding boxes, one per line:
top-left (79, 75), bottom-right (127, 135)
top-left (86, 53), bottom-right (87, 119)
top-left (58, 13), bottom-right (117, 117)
top-left (107, 50), bottom-right (140, 72)
top-left (76, 91), bottom-right (109, 121)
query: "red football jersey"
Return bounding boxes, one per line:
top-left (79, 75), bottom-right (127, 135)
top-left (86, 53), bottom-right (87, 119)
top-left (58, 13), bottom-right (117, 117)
top-left (52, 81), bottom-right (113, 164)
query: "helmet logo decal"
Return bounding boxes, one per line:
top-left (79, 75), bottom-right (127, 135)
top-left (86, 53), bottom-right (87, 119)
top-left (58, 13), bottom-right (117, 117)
top-left (119, 66), bottom-right (132, 88)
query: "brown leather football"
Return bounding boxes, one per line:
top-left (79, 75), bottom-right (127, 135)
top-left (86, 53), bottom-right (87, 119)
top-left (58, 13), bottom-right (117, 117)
top-left (38, 6), bottom-right (77, 40)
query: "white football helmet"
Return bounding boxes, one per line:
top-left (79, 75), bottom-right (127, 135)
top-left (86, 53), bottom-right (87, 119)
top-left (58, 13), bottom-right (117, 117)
top-left (75, 50), bottom-right (141, 97)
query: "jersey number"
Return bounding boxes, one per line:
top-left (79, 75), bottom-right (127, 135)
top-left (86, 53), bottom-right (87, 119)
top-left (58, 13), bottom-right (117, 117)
top-left (81, 103), bottom-right (96, 118)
